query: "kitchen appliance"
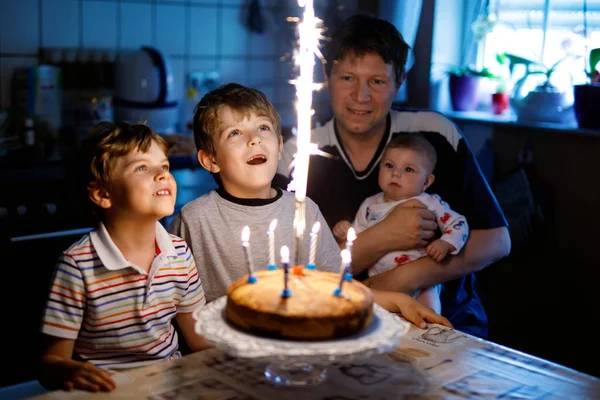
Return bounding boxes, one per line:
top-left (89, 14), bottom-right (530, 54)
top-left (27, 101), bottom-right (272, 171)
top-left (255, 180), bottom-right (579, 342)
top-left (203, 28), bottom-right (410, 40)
top-left (114, 46), bottom-right (178, 133)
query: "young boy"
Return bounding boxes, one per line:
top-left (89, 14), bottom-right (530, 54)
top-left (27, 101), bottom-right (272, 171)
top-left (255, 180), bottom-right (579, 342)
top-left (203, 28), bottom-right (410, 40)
top-left (168, 83), bottom-right (451, 328)
top-left (333, 133), bottom-right (469, 313)
top-left (38, 122), bottom-right (211, 393)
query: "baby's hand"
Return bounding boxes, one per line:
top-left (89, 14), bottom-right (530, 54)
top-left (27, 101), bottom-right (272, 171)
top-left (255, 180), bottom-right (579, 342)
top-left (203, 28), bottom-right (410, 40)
top-left (333, 220), bottom-right (352, 242)
top-left (426, 240), bottom-right (455, 262)
top-left (60, 360), bottom-right (116, 392)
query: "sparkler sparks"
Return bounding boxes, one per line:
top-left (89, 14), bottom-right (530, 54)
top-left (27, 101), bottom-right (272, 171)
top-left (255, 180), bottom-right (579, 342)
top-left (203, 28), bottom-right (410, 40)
top-left (289, 0), bottom-right (326, 265)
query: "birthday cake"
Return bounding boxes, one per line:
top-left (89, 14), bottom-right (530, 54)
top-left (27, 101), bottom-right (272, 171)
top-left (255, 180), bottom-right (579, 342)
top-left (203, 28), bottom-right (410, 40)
top-left (226, 268), bottom-right (374, 341)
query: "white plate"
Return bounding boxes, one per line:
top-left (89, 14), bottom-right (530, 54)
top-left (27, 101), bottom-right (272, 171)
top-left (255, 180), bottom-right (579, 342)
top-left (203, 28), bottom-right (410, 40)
top-left (194, 296), bottom-right (409, 364)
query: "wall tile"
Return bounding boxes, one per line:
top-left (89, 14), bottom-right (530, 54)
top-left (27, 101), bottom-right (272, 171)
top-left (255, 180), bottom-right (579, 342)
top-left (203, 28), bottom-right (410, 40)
top-left (42, 0), bottom-right (79, 48)
top-left (248, 59), bottom-right (276, 88)
top-left (190, 6), bottom-right (218, 56)
top-left (0, 57), bottom-right (37, 107)
top-left (120, 2), bottom-right (152, 50)
top-left (82, 1), bottom-right (118, 48)
top-left (219, 8), bottom-right (248, 56)
top-left (156, 4), bottom-right (186, 56)
top-left (250, 30), bottom-right (277, 56)
top-left (219, 59), bottom-right (247, 87)
top-left (0, 0), bottom-right (39, 54)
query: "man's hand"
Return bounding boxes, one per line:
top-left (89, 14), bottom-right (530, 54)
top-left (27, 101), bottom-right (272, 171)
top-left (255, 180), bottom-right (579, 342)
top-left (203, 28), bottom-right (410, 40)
top-left (426, 239), bottom-right (455, 262)
top-left (380, 199), bottom-right (437, 249)
top-left (350, 199), bottom-right (437, 275)
top-left (332, 220), bottom-right (352, 243)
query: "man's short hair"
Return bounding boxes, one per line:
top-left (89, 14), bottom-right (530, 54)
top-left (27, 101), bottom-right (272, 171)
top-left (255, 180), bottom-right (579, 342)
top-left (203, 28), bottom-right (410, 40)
top-left (324, 14), bottom-right (410, 86)
top-left (385, 133), bottom-right (438, 173)
top-left (193, 83), bottom-right (282, 157)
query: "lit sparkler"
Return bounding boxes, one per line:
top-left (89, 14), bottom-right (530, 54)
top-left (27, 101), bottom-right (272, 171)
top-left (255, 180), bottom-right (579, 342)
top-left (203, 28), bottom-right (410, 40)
top-left (288, 0), bottom-right (325, 265)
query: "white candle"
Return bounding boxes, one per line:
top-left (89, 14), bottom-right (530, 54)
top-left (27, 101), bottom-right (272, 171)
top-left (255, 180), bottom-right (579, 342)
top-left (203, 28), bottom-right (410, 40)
top-left (307, 221), bottom-right (320, 269)
top-left (241, 226), bottom-right (256, 283)
top-left (280, 246), bottom-right (291, 298)
top-left (346, 227), bottom-right (356, 257)
top-left (334, 249), bottom-right (352, 296)
top-left (267, 219), bottom-right (278, 269)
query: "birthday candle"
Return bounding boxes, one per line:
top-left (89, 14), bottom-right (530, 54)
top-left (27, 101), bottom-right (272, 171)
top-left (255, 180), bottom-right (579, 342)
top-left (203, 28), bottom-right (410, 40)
top-left (241, 226), bottom-right (257, 283)
top-left (333, 249), bottom-right (352, 297)
top-left (280, 246), bottom-right (291, 298)
top-left (306, 221), bottom-right (320, 270)
top-left (267, 219), bottom-right (278, 270)
top-left (346, 227), bottom-right (356, 257)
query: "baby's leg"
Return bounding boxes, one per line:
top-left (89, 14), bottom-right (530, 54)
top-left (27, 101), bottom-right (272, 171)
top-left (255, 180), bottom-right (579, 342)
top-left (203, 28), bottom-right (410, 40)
top-left (415, 286), bottom-right (441, 314)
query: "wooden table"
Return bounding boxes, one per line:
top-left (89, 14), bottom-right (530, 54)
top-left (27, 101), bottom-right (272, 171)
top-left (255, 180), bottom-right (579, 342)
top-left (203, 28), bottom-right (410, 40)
top-left (32, 322), bottom-right (600, 399)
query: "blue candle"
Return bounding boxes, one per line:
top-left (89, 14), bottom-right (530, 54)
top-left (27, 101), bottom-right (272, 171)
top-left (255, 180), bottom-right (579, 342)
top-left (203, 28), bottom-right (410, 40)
top-left (280, 246), bottom-right (291, 298)
top-left (333, 249), bottom-right (352, 296)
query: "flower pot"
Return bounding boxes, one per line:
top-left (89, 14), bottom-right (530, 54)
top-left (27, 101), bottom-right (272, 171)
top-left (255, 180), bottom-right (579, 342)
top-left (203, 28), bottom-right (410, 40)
top-left (449, 74), bottom-right (481, 111)
top-left (574, 84), bottom-right (600, 130)
top-left (491, 92), bottom-right (509, 115)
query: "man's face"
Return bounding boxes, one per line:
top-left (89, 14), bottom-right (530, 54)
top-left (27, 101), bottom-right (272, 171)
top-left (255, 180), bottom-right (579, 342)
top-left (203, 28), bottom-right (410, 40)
top-left (326, 52), bottom-right (402, 139)
top-left (201, 106), bottom-right (282, 199)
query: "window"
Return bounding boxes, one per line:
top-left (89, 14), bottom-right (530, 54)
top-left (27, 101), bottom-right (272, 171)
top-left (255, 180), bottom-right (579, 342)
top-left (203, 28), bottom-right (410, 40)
top-left (482, 0), bottom-right (600, 93)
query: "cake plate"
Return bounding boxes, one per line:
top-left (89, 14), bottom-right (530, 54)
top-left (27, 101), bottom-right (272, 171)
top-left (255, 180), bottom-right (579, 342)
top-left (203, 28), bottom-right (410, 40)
top-left (193, 296), bottom-right (410, 387)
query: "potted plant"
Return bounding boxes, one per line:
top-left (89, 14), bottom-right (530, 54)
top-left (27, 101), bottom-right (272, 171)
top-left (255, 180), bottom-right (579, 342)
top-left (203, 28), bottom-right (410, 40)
top-left (573, 48), bottom-right (600, 130)
top-left (506, 53), bottom-right (574, 123)
top-left (447, 66), bottom-right (496, 112)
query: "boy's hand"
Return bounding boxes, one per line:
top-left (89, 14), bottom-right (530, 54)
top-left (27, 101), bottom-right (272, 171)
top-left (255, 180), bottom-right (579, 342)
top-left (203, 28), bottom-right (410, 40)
top-left (333, 220), bottom-right (352, 242)
top-left (370, 290), bottom-right (451, 329)
top-left (58, 359), bottom-right (116, 392)
top-left (398, 295), bottom-right (453, 329)
top-left (426, 240), bottom-right (455, 262)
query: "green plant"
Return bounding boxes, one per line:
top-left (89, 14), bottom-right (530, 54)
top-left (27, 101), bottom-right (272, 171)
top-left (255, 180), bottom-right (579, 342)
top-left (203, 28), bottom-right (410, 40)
top-left (585, 48), bottom-right (600, 83)
top-left (505, 53), bottom-right (570, 86)
top-left (446, 65), bottom-right (496, 78)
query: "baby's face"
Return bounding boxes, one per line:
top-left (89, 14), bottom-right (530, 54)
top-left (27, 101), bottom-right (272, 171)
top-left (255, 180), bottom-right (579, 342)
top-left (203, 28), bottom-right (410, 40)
top-left (378, 147), bottom-right (434, 202)
top-left (209, 106), bottom-right (282, 199)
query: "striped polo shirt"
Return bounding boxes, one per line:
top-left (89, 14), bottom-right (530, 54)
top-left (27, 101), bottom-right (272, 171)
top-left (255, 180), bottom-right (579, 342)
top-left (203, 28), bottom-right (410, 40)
top-left (41, 222), bottom-right (205, 370)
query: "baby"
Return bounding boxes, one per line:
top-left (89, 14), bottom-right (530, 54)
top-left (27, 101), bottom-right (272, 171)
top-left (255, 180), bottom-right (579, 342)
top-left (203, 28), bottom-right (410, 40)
top-left (333, 133), bottom-right (469, 313)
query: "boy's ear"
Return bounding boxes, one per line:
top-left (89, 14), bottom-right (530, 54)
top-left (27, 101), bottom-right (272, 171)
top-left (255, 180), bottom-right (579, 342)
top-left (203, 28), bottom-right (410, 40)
top-left (198, 150), bottom-right (220, 173)
top-left (87, 181), bottom-right (112, 209)
top-left (423, 174), bottom-right (435, 192)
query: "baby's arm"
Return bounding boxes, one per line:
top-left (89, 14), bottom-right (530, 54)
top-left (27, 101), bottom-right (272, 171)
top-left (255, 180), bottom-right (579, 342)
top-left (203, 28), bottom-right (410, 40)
top-left (175, 312), bottom-right (214, 352)
top-left (370, 289), bottom-right (452, 329)
top-left (39, 335), bottom-right (115, 392)
top-left (332, 220), bottom-right (352, 242)
top-left (427, 195), bottom-right (469, 260)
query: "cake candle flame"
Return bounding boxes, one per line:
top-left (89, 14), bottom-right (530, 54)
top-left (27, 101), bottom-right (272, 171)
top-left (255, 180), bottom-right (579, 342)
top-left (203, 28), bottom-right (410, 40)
top-left (346, 227), bottom-right (356, 257)
top-left (241, 226), bottom-right (257, 283)
top-left (280, 246), bottom-right (291, 298)
top-left (267, 219), bottom-right (278, 269)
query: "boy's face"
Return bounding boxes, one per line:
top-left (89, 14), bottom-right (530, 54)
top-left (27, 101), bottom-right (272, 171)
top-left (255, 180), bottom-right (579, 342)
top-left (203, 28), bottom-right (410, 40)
top-left (199, 106), bottom-right (282, 199)
top-left (99, 140), bottom-right (177, 220)
top-left (378, 147), bottom-right (434, 202)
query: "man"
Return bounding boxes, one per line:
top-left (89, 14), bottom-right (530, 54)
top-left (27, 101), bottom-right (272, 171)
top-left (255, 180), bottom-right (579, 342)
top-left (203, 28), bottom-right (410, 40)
top-left (275, 14), bottom-right (510, 337)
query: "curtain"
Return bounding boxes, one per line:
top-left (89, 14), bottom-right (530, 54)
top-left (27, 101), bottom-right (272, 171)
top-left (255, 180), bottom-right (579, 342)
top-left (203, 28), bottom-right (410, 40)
top-left (379, 0), bottom-right (423, 102)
